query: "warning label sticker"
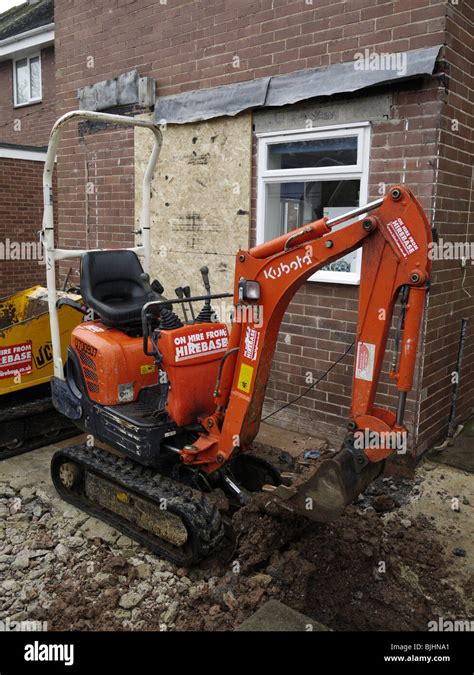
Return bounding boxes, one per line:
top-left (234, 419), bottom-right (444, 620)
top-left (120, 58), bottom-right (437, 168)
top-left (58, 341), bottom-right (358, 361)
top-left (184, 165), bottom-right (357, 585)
top-left (237, 363), bottom-right (254, 393)
top-left (174, 328), bottom-right (228, 362)
top-left (355, 342), bottom-right (376, 382)
top-left (386, 217), bottom-right (419, 258)
top-left (0, 341), bottom-right (33, 379)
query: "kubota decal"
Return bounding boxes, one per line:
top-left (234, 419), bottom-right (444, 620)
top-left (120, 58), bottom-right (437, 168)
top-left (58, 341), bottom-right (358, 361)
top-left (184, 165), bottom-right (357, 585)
top-left (355, 342), bottom-right (376, 382)
top-left (173, 328), bottom-right (229, 362)
top-left (263, 252), bottom-right (312, 281)
top-left (386, 217), bottom-right (419, 258)
top-left (243, 327), bottom-right (260, 361)
top-left (0, 341), bottom-right (32, 379)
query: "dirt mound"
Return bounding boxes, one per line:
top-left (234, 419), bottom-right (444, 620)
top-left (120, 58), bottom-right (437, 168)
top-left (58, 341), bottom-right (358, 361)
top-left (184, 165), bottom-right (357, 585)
top-left (175, 480), bottom-right (467, 631)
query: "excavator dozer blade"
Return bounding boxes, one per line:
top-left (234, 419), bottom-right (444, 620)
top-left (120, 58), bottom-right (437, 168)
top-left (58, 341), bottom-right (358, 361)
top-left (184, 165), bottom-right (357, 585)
top-left (265, 448), bottom-right (384, 523)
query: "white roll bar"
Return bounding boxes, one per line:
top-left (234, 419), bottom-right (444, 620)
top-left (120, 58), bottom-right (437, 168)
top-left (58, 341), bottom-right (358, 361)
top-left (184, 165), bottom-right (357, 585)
top-left (41, 110), bottom-right (162, 380)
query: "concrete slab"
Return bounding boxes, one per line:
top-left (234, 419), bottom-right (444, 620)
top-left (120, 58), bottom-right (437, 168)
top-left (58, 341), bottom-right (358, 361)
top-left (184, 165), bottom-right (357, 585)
top-left (236, 599), bottom-right (328, 632)
top-left (255, 422), bottom-right (326, 459)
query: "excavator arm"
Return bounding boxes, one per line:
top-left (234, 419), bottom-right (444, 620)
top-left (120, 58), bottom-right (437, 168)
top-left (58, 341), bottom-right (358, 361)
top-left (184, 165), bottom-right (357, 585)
top-left (181, 185), bottom-right (432, 521)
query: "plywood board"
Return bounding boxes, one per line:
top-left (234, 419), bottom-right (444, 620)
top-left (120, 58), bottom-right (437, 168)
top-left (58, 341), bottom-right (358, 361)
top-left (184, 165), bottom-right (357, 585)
top-left (135, 114), bottom-right (252, 310)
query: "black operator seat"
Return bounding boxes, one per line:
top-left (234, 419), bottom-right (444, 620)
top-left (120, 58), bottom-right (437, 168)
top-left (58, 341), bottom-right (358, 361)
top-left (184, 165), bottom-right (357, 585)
top-left (80, 250), bottom-right (166, 327)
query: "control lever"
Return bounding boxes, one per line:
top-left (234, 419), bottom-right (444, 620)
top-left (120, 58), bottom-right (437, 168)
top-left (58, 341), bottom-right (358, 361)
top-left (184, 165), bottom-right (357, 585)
top-left (200, 266), bottom-right (211, 296)
top-left (182, 285), bottom-right (196, 321)
top-left (196, 266), bottom-right (215, 323)
top-left (151, 279), bottom-right (164, 295)
top-left (175, 286), bottom-right (189, 323)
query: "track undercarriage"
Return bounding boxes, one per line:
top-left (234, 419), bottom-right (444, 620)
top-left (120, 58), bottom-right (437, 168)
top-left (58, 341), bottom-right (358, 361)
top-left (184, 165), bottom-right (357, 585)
top-left (51, 444), bottom-right (287, 565)
top-left (0, 386), bottom-right (80, 461)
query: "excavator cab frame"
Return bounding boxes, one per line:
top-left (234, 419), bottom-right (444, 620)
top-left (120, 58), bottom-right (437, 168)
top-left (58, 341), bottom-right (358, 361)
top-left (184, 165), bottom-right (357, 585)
top-left (41, 110), bottom-right (163, 382)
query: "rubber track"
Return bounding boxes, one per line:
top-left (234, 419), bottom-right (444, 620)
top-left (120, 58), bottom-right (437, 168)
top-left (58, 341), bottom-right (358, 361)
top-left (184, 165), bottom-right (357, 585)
top-left (51, 445), bottom-right (225, 566)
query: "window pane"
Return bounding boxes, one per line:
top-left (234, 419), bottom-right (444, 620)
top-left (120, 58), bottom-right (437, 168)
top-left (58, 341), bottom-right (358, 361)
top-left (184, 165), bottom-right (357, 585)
top-left (264, 179), bottom-right (361, 273)
top-left (30, 56), bottom-right (40, 99)
top-left (267, 136), bottom-right (358, 170)
top-left (15, 59), bottom-right (29, 104)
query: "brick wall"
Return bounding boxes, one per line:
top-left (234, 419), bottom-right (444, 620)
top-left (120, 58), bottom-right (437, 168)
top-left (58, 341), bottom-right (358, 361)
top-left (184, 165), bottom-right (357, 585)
top-left (0, 44), bottom-right (57, 297)
top-left (416, 1), bottom-right (474, 453)
top-left (0, 158), bottom-right (47, 297)
top-left (0, 46), bottom-right (56, 147)
top-left (53, 0), bottom-right (448, 281)
top-left (56, 0), bottom-right (446, 96)
top-left (52, 0), bottom-right (472, 455)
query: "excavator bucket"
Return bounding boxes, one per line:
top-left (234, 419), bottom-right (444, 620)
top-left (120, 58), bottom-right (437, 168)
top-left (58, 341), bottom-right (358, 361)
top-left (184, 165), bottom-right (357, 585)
top-left (264, 447), bottom-right (383, 523)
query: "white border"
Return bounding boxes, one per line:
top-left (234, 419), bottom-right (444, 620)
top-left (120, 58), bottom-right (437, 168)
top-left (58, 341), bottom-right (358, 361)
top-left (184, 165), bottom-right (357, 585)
top-left (13, 51), bottom-right (42, 107)
top-left (256, 122), bottom-right (371, 285)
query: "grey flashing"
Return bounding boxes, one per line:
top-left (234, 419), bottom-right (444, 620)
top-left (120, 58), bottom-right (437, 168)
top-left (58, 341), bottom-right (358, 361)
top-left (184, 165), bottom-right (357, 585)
top-left (78, 69), bottom-right (151, 112)
top-left (154, 45), bottom-right (442, 125)
top-left (154, 77), bottom-right (271, 124)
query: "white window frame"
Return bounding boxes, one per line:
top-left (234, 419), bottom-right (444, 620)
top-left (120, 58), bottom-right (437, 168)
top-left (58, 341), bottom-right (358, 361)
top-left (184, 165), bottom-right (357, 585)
top-left (13, 52), bottom-right (42, 108)
top-left (256, 122), bottom-right (371, 285)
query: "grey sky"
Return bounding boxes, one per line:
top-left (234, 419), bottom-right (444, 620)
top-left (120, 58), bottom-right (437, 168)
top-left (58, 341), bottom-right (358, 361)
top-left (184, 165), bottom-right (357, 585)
top-left (0, 0), bottom-right (25, 15)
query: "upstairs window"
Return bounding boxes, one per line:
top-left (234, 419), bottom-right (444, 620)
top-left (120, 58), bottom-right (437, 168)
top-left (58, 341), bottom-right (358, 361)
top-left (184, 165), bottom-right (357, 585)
top-left (257, 124), bottom-right (371, 284)
top-left (14, 53), bottom-right (41, 106)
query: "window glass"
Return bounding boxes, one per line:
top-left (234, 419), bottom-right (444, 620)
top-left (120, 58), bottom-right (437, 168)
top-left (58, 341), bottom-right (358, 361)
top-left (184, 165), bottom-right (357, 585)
top-left (15, 59), bottom-right (29, 104)
top-left (264, 179), bottom-right (361, 273)
top-left (267, 136), bottom-right (358, 170)
top-left (30, 56), bottom-right (41, 99)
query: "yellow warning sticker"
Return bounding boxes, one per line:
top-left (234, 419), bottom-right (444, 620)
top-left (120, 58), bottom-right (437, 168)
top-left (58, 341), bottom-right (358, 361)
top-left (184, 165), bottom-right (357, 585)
top-left (140, 364), bottom-right (155, 375)
top-left (237, 363), bottom-right (254, 393)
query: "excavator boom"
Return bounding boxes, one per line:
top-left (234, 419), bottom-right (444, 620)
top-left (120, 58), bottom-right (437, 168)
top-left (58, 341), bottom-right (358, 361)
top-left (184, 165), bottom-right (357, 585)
top-left (181, 185), bottom-right (432, 521)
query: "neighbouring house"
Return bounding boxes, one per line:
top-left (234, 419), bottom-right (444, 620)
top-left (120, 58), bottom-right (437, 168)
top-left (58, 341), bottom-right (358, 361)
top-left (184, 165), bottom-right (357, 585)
top-left (11, 0), bottom-right (473, 462)
top-left (0, 0), bottom-right (55, 296)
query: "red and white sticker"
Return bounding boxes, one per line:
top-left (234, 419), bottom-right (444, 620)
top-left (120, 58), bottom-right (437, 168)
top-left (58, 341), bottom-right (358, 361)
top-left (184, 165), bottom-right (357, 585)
top-left (174, 328), bottom-right (228, 362)
top-left (355, 342), bottom-right (375, 382)
top-left (243, 327), bottom-right (260, 361)
top-left (83, 324), bottom-right (106, 333)
top-left (386, 217), bottom-right (419, 258)
top-left (0, 341), bottom-right (33, 379)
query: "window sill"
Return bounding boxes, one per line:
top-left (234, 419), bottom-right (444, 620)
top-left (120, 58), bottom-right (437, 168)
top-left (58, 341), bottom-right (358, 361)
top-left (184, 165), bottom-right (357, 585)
top-left (13, 99), bottom-right (42, 109)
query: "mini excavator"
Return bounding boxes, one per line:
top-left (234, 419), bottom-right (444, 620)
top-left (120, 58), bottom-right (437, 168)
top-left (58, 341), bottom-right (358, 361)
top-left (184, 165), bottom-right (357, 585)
top-left (43, 112), bottom-right (432, 565)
